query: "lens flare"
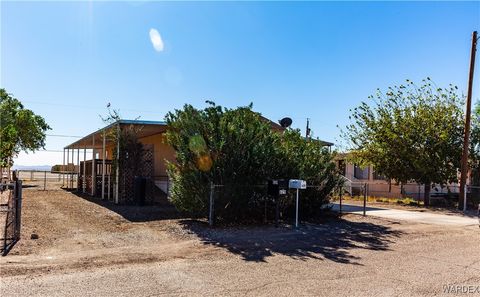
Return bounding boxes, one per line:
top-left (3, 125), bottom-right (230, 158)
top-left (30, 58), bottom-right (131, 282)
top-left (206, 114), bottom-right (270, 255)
top-left (188, 135), bottom-right (212, 171)
top-left (189, 135), bottom-right (207, 155)
top-left (196, 153), bottom-right (213, 172)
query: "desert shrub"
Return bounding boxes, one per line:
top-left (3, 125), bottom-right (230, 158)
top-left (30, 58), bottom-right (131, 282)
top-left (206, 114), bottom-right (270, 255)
top-left (165, 102), bottom-right (342, 222)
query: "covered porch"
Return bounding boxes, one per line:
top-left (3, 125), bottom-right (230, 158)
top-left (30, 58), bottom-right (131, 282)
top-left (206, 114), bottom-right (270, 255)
top-left (64, 120), bottom-right (169, 204)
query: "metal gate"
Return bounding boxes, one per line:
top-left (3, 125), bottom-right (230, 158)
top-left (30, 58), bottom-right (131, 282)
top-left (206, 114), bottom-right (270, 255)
top-left (0, 180), bottom-right (22, 256)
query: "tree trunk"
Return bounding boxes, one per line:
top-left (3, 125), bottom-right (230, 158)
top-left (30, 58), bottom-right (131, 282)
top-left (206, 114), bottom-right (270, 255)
top-left (424, 183), bottom-right (431, 207)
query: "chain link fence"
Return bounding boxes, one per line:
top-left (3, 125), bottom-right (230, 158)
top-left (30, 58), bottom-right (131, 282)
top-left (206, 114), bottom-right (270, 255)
top-left (339, 180), bottom-right (480, 210)
top-left (0, 180), bottom-right (22, 256)
top-left (16, 170), bottom-right (77, 191)
top-left (208, 182), bottom-right (333, 226)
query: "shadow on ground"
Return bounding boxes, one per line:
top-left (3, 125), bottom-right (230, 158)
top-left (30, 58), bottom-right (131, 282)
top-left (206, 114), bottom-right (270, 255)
top-left (66, 189), bottom-right (404, 264)
top-left (69, 190), bottom-right (187, 222)
top-left (180, 217), bottom-right (403, 264)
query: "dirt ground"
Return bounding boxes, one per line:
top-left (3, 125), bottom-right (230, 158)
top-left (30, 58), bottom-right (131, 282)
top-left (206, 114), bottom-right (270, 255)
top-left (0, 188), bottom-right (205, 276)
top-left (0, 188), bottom-right (479, 296)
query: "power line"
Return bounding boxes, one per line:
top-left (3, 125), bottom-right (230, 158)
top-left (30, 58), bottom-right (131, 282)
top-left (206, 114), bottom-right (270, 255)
top-left (25, 100), bottom-right (331, 124)
top-left (46, 134), bottom-right (83, 138)
top-left (25, 100), bottom-right (336, 127)
top-left (23, 100), bottom-right (167, 115)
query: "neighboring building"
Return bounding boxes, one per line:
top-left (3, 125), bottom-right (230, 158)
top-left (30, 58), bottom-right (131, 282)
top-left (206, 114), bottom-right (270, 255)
top-left (335, 154), bottom-right (467, 200)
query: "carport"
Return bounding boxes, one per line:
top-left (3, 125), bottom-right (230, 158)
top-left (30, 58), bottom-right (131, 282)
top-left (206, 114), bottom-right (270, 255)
top-left (63, 120), bottom-right (167, 203)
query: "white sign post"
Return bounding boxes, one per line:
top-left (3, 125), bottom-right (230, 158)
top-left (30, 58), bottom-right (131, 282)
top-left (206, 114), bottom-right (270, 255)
top-left (289, 179), bottom-right (307, 228)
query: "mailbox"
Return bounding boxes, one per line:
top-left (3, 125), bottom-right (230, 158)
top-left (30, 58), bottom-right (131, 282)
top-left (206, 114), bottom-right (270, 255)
top-left (268, 179), bottom-right (289, 228)
top-left (268, 179), bottom-right (289, 196)
top-left (289, 179), bottom-right (307, 228)
top-left (289, 179), bottom-right (307, 189)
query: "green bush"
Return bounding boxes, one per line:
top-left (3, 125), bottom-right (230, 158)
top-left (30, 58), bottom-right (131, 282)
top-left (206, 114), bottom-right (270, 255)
top-left (165, 102), bottom-right (342, 222)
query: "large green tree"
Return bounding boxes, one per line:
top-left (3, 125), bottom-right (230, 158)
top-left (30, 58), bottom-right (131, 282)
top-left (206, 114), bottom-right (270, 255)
top-left (165, 102), bottom-right (277, 218)
top-left (165, 102), bottom-right (341, 222)
top-left (0, 89), bottom-right (51, 167)
top-left (342, 79), bottom-right (464, 206)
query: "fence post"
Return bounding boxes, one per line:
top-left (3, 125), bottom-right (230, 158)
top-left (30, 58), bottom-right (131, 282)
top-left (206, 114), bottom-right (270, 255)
top-left (209, 182), bottom-right (214, 227)
top-left (16, 180), bottom-right (22, 239)
top-left (339, 186), bottom-right (343, 214)
top-left (295, 188), bottom-right (299, 228)
top-left (275, 192), bottom-right (280, 228)
top-left (363, 183), bottom-right (367, 216)
top-left (3, 183), bottom-right (11, 252)
top-left (44, 171), bottom-right (47, 191)
top-left (264, 185), bottom-right (267, 223)
top-left (463, 184), bottom-right (467, 213)
top-left (418, 184), bottom-right (421, 202)
top-left (167, 178), bottom-right (170, 198)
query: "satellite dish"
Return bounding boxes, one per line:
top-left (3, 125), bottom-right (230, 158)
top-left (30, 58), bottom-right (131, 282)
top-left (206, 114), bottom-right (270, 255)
top-left (279, 117), bottom-right (292, 128)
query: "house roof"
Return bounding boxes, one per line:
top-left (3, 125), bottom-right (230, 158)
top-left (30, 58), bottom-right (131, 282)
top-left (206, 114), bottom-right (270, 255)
top-left (304, 137), bottom-right (334, 147)
top-left (64, 119), bottom-right (167, 149)
top-left (259, 115), bottom-right (285, 131)
top-left (64, 117), bottom-right (334, 149)
top-left (316, 139), bottom-right (334, 147)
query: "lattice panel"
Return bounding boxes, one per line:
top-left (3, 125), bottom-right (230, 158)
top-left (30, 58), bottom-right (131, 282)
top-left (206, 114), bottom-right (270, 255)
top-left (119, 145), bottom-right (154, 204)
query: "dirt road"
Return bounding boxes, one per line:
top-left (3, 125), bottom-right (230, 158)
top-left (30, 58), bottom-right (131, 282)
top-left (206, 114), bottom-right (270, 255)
top-left (0, 189), bottom-right (479, 296)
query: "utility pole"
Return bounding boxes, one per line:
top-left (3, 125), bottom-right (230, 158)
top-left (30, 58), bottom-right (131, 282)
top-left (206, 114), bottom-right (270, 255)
top-left (459, 31), bottom-right (478, 211)
top-left (305, 118), bottom-right (311, 140)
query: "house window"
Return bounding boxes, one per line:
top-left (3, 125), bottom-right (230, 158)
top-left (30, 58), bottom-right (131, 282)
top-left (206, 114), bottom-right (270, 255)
top-left (354, 164), bottom-right (369, 180)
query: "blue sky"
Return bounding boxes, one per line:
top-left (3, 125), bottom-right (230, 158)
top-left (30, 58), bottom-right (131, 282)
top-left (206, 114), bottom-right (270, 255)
top-left (1, 1), bottom-right (479, 166)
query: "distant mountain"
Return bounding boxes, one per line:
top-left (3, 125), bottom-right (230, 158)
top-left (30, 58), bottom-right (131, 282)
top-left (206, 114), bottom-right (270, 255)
top-left (12, 165), bottom-right (52, 171)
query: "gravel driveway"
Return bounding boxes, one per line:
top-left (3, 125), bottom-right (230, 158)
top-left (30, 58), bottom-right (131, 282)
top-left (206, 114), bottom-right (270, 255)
top-left (331, 203), bottom-right (479, 226)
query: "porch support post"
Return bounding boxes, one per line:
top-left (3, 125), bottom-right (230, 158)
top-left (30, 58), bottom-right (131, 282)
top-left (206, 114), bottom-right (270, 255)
top-left (83, 145), bottom-right (86, 193)
top-left (77, 148), bottom-right (80, 191)
top-left (62, 148), bottom-right (65, 187)
top-left (66, 148), bottom-right (70, 188)
top-left (115, 124), bottom-right (120, 204)
top-left (91, 135), bottom-right (95, 196)
top-left (108, 170), bottom-right (111, 200)
top-left (102, 129), bottom-right (106, 200)
top-left (71, 148), bottom-right (74, 188)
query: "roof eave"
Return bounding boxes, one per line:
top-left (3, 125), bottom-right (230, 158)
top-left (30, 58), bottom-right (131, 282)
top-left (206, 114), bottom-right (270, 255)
top-left (64, 119), bottom-right (167, 149)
